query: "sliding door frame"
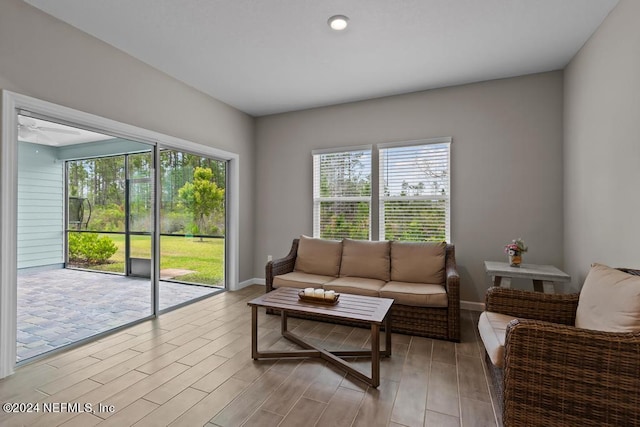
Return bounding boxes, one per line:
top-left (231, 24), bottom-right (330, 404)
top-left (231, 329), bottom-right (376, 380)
top-left (0, 91), bottom-right (240, 378)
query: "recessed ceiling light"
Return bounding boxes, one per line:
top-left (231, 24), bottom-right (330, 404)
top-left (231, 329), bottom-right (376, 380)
top-left (328, 15), bottom-right (349, 31)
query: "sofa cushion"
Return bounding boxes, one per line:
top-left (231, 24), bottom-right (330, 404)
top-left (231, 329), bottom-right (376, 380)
top-left (575, 263), bottom-right (640, 332)
top-left (324, 277), bottom-right (386, 297)
top-left (478, 311), bottom-right (518, 368)
top-left (379, 281), bottom-right (448, 307)
top-left (273, 272), bottom-right (335, 289)
top-left (390, 241), bottom-right (446, 284)
top-left (294, 235), bottom-right (342, 277)
top-left (339, 238), bottom-right (390, 281)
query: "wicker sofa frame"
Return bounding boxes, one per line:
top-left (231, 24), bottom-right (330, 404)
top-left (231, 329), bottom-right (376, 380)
top-left (483, 268), bottom-right (640, 427)
top-left (265, 238), bottom-right (460, 342)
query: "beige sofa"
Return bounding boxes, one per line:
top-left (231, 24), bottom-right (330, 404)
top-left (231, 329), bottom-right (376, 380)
top-left (266, 235), bottom-right (460, 341)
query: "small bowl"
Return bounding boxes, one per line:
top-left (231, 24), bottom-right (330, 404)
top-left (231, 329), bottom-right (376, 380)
top-left (298, 290), bottom-right (340, 305)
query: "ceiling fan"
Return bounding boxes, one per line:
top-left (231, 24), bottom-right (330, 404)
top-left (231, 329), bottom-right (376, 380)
top-left (18, 116), bottom-right (80, 143)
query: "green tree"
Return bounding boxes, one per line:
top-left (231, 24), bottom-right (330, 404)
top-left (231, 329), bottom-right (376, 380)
top-left (160, 151), bottom-right (225, 217)
top-left (318, 151), bottom-right (371, 240)
top-left (178, 167), bottom-right (225, 239)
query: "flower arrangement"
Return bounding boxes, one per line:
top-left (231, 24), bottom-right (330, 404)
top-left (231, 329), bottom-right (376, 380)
top-left (504, 238), bottom-right (528, 255)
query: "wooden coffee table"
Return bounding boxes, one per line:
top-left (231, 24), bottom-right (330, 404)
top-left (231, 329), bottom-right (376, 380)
top-left (247, 287), bottom-right (393, 387)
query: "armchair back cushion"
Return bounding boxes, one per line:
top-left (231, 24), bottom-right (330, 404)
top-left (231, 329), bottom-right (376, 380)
top-left (575, 263), bottom-right (640, 332)
top-left (390, 241), bottom-right (446, 284)
top-left (294, 235), bottom-right (342, 277)
top-left (340, 239), bottom-right (390, 281)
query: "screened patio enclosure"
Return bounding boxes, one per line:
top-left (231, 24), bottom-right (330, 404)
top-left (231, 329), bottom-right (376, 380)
top-left (17, 114), bottom-right (226, 362)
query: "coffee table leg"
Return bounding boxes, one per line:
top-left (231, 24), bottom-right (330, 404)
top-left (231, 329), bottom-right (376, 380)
top-left (385, 314), bottom-right (392, 356)
top-left (371, 324), bottom-right (380, 388)
top-left (281, 311), bottom-right (288, 334)
top-left (251, 306), bottom-right (258, 360)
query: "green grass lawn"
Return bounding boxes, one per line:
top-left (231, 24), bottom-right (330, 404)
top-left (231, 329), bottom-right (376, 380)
top-left (75, 234), bottom-right (224, 286)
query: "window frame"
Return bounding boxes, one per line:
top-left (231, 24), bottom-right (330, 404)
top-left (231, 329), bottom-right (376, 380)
top-left (312, 137), bottom-right (451, 242)
top-left (378, 137), bottom-right (452, 243)
top-left (312, 145), bottom-right (373, 240)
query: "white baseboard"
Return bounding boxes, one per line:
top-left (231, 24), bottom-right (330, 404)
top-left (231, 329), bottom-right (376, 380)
top-left (237, 278), bottom-right (486, 312)
top-left (237, 278), bottom-right (265, 289)
top-left (461, 300), bottom-right (485, 311)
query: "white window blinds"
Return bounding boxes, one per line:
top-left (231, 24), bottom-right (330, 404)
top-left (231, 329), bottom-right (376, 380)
top-left (313, 147), bottom-right (371, 240)
top-left (379, 139), bottom-right (450, 242)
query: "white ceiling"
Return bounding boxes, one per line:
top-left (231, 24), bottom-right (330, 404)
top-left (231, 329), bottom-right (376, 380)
top-left (24, 0), bottom-right (618, 117)
top-left (18, 115), bottom-right (113, 146)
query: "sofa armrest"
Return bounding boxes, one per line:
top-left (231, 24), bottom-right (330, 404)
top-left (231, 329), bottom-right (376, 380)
top-left (503, 319), bottom-right (640, 427)
top-left (485, 287), bottom-right (579, 325)
top-left (444, 244), bottom-right (460, 297)
top-left (265, 239), bottom-right (299, 292)
top-left (444, 244), bottom-right (460, 341)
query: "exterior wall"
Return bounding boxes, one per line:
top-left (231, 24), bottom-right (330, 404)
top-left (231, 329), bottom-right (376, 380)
top-left (16, 137), bottom-right (155, 270)
top-left (17, 141), bottom-right (64, 269)
top-left (255, 72), bottom-right (565, 302)
top-left (563, 0), bottom-right (640, 287)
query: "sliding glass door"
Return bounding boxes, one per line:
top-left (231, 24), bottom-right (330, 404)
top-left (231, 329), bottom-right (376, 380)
top-left (126, 152), bottom-right (154, 279)
top-left (1, 94), bottom-right (241, 379)
top-left (15, 113), bottom-right (229, 363)
top-left (17, 115), bottom-right (156, 362)
top-left (158, 149), bottom-right (226, 311)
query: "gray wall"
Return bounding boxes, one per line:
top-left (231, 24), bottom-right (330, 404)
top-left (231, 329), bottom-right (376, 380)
top-left (255, 72), bottom-right (565, 302)
top-left (563, 0), bottom-right (640, 286)
top-left (17, 142), bottom-right (64, 269)
top-left (0, 0), bottom-right (256, 282)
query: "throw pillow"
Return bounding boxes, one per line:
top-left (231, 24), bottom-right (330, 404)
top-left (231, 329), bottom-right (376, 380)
top-left (293, 235), bottom-right (342, 277)
top-left (390, 241), bottom-right (446, 284)
top-left (339, 238), bottom-right (390, 281)
top-left (575, 263), bottom-right (640, 332)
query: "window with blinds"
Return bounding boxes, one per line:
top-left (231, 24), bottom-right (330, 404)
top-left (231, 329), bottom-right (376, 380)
top-left (313, 147), bottom-right (372, 240)
top-left (379, 139), bottom-right (451, 242)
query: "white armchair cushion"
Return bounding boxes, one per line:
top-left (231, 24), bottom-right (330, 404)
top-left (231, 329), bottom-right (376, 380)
top-left (478, 311), bottom-right (518, 368)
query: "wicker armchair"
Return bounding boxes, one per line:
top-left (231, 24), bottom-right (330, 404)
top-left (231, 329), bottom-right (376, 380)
top-left (266, 238), bottom-right (460, 341)
top-left (483, 268), bottom-right (640, 427)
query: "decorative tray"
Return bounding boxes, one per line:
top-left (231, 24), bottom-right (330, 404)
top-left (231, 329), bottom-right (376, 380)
top-left (298, 290), bottom-right (340, 305)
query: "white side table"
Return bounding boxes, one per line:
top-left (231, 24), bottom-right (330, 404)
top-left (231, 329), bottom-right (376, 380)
top-left (484, 261), bottom-right (571, 293)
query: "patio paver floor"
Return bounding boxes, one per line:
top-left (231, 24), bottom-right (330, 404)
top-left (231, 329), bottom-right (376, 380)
top-left (17, 268), bottom-right (221, 361)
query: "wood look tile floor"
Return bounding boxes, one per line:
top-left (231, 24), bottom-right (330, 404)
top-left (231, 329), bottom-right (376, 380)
top-left (0, 285), bottom-right (501, 427)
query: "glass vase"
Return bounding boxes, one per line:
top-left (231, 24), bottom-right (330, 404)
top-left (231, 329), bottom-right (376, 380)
top-left (508, 251), bottom-right (522, 267)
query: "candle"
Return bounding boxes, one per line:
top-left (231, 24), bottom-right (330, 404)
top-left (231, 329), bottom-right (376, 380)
top-left (324, 290), bottom-right (336, 301)
top-left (314, 289), bottom-right (325, 298)
top-left (304, 287), bottom-right (315, 296)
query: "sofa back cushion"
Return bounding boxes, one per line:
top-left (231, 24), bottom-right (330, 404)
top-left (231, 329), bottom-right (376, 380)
top-left (294, 235), bottom-right (342, 277)
top-left (340, 239), bottom-right (390, 281)
top-left (575, 263), bottom-right (640, 332)
top-left (390, 241), bottom-right (446, 284)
